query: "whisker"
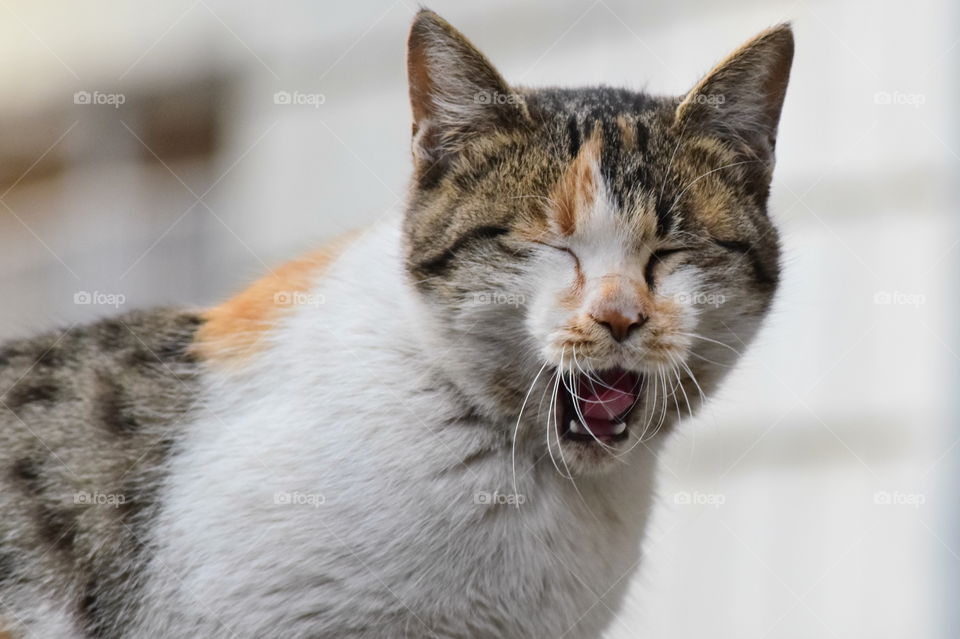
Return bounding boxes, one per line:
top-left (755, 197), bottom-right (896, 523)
top-left (673, 364), bottom-right (693, 421)
top-left (546, 352), bottom-right (570, 479)
top-left (571, 347), bottom-right (607, 391)
top-left (574, 348), bottom-right (646, 410)
top-left (664, 160), bottom-right (760, 218)
top-left (687, 349), bottom-right (737, 368)
top-left (611, 374), bottom-right (658, 458)
top-left (657, 121), bottom-right (688, 205)
top-left (552, 380), bottom-right (607, 522)
top-left (560, 371), bottom-right (619, 452)
top-left (667, 354), bottom-right (695, 419)
top-left (635, 367), bottom-right (657, 445)
top-left (645, 364), bottom-right (670, 442)
top-left (668, 355), bottom-right (700, 472)
top-left (676, 356), bottom-right (708, 407)
top-left (512, 360), bottom-right (550, 504)
top-left (676, 332), bottom-right (743, 357)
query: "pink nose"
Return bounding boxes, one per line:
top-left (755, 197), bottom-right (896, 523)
top-left (591, 310), bottom-right (647, 342)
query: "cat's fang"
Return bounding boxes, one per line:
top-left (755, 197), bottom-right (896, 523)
top-left (611, 422), bottom-right (627, 435)
top-left (569, 420), bottom-right (582, 434)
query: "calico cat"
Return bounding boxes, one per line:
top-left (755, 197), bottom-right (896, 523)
top-left (0, 9), bottom-right (792, 639)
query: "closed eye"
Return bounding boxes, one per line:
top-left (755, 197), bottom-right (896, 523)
top-left (645, 248), bottom-right (689, 285)
top-left (411, 225), bottom-right (513, 276)
top-left (532, 240), bottom-right (579, 263)
top-left (531, 240), bottom-right (583, 284)
top-left (712, 238), bottom-right (753, 255)
top-left (711, 238), bottom-right (776, 285)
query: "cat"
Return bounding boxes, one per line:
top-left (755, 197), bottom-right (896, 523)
top-left (0, 9), bottom-right (792, 639)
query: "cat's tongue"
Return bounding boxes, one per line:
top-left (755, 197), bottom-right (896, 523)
top-left (576, 370), bottom-right (639, 436)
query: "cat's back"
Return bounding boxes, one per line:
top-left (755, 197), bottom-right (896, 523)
top-left (0, 309), bottom-right (205, 637)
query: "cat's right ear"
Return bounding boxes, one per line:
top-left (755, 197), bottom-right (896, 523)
top-left (407, 9), bottom-right (526, 184)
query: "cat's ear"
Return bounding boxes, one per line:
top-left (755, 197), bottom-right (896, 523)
top-left (674, 24), bottom-right (794, 166)
top-left (407, 10), bottom-right (525, 181)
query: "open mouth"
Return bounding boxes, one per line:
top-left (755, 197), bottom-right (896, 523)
top-left (557, 368), bottom-right (644, 444)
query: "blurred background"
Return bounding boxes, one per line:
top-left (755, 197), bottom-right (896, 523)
top-left (0, 0), bottom-right (955, 637)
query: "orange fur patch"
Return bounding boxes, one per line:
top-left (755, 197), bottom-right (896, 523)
top-left (550, 126), bottom-right (602, 236)
top-left (616, 114), bottom-right (636, 151)
top-left (193, 230), bottom-right (360, 366)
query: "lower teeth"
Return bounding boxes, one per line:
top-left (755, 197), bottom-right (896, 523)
top-left (566, 420), bottom-right (628, 437)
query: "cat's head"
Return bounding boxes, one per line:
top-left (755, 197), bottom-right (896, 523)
top-left (403, 10), bottom-right (792, 474)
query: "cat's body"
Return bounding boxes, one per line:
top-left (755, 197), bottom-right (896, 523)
top-left (139, 221), bottom-right (658, 638)
top-left (1, 223), bottom-right (654, 638)
top-left (0, 10), bottom-right (793, 638)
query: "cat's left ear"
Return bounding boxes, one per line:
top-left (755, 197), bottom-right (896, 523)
top-left (407, 10), bottom-right (526, 181)
top-left (674, 24), bottom-right (794, 167)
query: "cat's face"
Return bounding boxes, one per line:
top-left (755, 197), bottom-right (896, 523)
top-left (404, 10), bottom-right (792, 474)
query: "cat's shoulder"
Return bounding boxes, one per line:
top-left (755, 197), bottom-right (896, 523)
top-left (193, 229), bottom-right (363, 366)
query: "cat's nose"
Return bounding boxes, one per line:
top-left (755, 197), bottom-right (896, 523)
top-left (591, 310), bottom-right (647, 343)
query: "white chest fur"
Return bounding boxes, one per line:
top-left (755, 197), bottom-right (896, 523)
top-left (138, 220), bottom-right (660, 638)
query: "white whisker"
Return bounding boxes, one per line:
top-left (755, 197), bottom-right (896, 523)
top-left (687, 349), bottom-right (736, 368)
top-left (665, 160), bottom-right (759, 217)
top-left (676, 332), bottom-right (743, 357)
top-left (674, 372), bottom-right (691, 426)
top-left (546, 354), bottom-right (570, 479)
top-left (559, 370), bottom-right (619, 452)
top-left (676, 356), bottom-right (707, 407)
top-left (511, 360), bottom-right (550, 504)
